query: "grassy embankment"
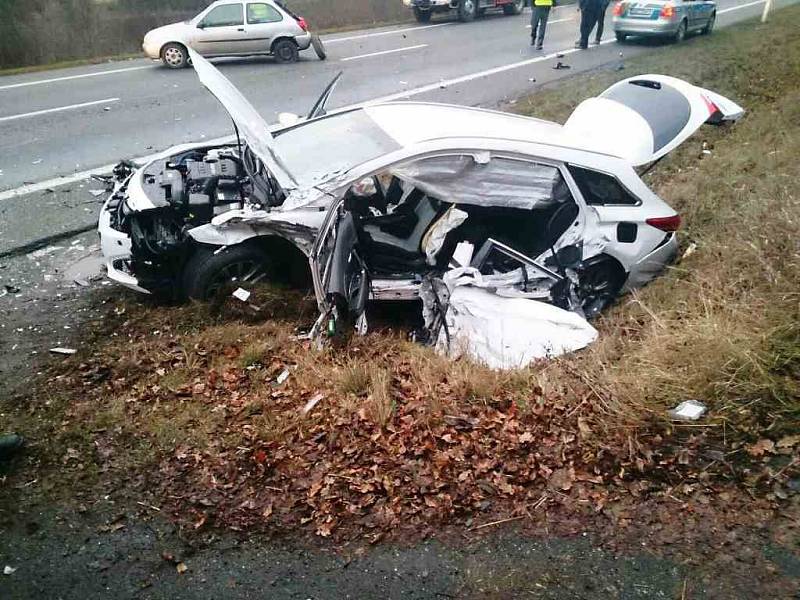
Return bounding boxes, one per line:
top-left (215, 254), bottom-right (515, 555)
top-left (1, 7), bottom-right (798, 538)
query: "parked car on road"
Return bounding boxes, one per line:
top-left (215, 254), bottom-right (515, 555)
top-left (143, 0), bottom-right (326, 68)
top-left (98, 51), bottom-right (744, 335)
top-left (402, 0), bottom-right (526, 23)
top-left (612, 0), bottom-right (716, 42)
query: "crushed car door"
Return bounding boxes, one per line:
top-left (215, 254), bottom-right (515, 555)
top-left (189, 48), bottom-right (297, 191)
top-left (307, 71), bottom-right (343, 120)
top-left (310, 197), bottom-right (370, 336)
top-left (563, 74), bottom-right (745, 166)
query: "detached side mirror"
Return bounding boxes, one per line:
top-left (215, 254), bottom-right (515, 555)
top-left (556, 245), bottom-right (582, 269)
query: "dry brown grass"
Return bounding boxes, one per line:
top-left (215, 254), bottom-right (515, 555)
top-left (513, 9), bottom-right (800, 436)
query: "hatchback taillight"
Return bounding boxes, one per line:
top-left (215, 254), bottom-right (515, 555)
top-left (612, 2), bottom-right (625, 16)
top-left (297, 16), bottom-right (308, 31)
top-left (660, 3), bottom-right (675, 17)
top-left (646, 215), bottom-right (682, 232)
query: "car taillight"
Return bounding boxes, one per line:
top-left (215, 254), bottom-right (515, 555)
top-left (297, 16), bottom-right (308, 31)
top-left (660, 3), bottom-right (675, 17)
top-left (646, 215), bottom-right (682, 232)
top-left (612, 2), bottom-right (625, 16)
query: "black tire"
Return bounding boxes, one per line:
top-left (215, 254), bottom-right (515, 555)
top-left (272, 38), bottom-right (299, 63)
top-left (701, 12), bottom-right (715, 34)
top-left (161, 43), bottom-right (188, 69)
top-left (503, 0), bottom-right (525, 15)
top-left (615, 32), bottom-right (627, 42)
top-left (311, 34), bottom-right (327, 60)
top-left (576, 257), bottom-right (627, 319)
top-left (413, 7), bottom-right (432, 22)
top-left (458, 0), bottom-right (478, 22)
top-left (182, 244), bottom-right (273, 301)
top-left (673, 20), bottom-right (687, 43)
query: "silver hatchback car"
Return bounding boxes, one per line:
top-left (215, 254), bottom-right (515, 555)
top-left (612, 0), bottom-right (716, 42)
top-left (142, 0), bottom-right (326, 68)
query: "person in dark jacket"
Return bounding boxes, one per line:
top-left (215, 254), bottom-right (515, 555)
top-left (530, 0), bottom-right (555, 50)
top-left (594, 0), bottom-right (612, 43)
top-left (575, 0), bottom-right (603, 48)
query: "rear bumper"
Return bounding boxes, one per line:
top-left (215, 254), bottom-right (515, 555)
top-left (295, 32), bottom-right (313, 51)
top-left (613, 16), bottom-right (680, 35)
top-left (624, 232), bottom-right (679, 290)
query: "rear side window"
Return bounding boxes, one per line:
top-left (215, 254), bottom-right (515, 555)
top-left (247, 3), bottom-right (283, 23)
top-left (601, 80), bottom-right (691, 152)
top-left (201, 4), bottom-right (244, 27)
top-left (568, 166), bottom-right (639, 206)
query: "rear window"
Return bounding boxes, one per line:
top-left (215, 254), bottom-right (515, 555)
top-left (601, 80), bottom-right (691, 152)
top-left (274, 110), bottom-right (401, 186)
top-left (568, 166), bottom-right (639, 206)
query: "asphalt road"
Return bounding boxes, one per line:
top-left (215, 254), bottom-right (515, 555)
top-left (0, 0), bottom-right (778, 202)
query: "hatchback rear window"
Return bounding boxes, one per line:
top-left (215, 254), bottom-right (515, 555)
top-left (568, 166), bottom-right (639, 206)
top-left (601, 80), bottom-right (691, 152)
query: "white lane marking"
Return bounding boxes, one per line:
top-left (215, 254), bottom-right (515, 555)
top-left (324, 22), bottom-right (453, 44)
top-left (0, 98), bottom-right (120, 123)
top-left (0, 66), bottom-right (151, 92)
top-left (526, 17), bottom-right (573, 28)
top-left (340, 44), bottom-right (429, 62)
top-left (718, 0), bottom-right (764, 12)
top-left (0, 0), bottom-right (770, 201)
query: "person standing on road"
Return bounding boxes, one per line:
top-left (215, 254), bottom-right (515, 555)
top-left (530, 0), bottom-right (555, 50)
top-left (593, 0), bottom-right (611, 44)
top-left (575, 0), bottom-right (602, 49)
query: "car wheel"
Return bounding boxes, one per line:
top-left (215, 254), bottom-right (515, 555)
top-left (413, 7), bottom-right (432, 22)
top-left (272, 39), bottom-right (299, 63)
top-left (701, 12), bottom-right (715, 34)
top-left (615, 32), bottom-right (627, 42)
top-left (311, 34), bottom-right (327, 60)
top-left (503, 0), bottom-right (525, 15)
top-left (458, 0), bottom-right (478, 22)
top-left (673, 20), bottom-right (687, 43)
top-left (161, 43), bottom-right (188, 69)
top-left (576, 257), bottom-right (627, 319)
top-left (182, 244), bottom-right (273, 301)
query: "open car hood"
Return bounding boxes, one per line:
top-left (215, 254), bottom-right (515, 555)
top-left (563, 74), bottom-right (745, 166)
top-left (188, 49), bottom-right (297, 190)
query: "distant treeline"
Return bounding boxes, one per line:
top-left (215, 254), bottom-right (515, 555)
top-left (0, 0), bottom-right (410, 69)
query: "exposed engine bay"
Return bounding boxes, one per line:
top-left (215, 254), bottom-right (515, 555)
top-left (105, 144), bottom-right (283, 295)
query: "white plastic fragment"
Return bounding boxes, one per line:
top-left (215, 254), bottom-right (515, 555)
top-left (276, 369), bottom-right (290, 385)
top-left (302, 393), bottom-right (325, 416)
top-left (49, 348), bottom-right (77, 355)
top-left (668, 400), bottom-right (708, 421)
top-left (232, 288), bottom-right (251, 302)
top-left (3, 565), bottom-right (16, 575)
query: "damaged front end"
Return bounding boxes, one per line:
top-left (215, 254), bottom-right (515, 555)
top-left (99, 144), bottom-right (265, 296)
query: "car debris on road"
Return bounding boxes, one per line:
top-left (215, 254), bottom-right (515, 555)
top-left (96, 50), bottom-right (744, 368)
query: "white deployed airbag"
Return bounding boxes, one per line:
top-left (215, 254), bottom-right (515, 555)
top-left (431, 268), bottom-right (598, 369)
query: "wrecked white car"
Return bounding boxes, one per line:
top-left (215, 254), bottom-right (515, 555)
top-left (98, 51), bottom-right (744, 352)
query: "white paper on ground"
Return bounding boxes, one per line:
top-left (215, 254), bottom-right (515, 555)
top-left (435, 268), bottom-right (597, 369)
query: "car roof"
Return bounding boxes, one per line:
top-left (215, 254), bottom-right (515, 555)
top-left (363, 102), bottom-right (573, 150)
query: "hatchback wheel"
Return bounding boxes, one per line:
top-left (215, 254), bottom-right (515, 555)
top-left (183, 244), bottom-right (273, 301)
top-left (458, 0), bottom-right (478, 22)
top-left (272, 39), bottom-right (299, 63)
top-left (311, 34), bottom-right (327, 60)
top-left (673, 20), bottom-right (687, 43)
top-left (576, 258), bottom-right (627, 319)
top-left (161, 43), bottom-right (188, 69)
